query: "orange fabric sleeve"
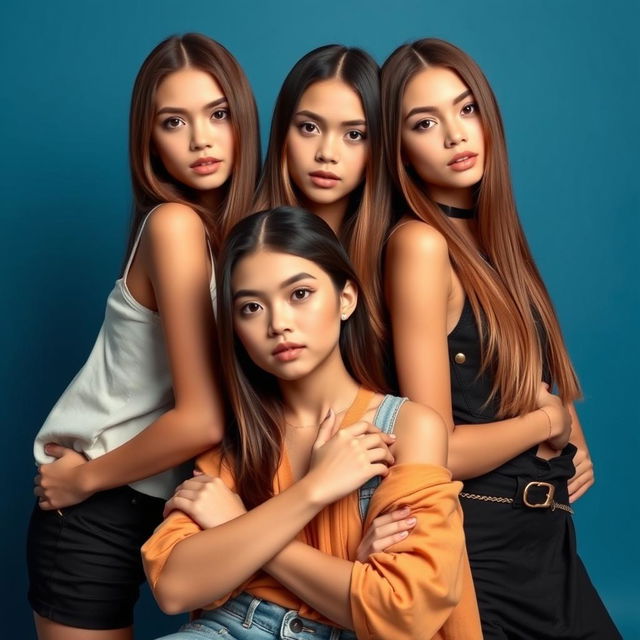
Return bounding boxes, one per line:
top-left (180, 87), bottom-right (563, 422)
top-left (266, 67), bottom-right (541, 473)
top-left (349, 464), bottom-right (482, 640)
top-left (140, 449), bottom-right (245, 609)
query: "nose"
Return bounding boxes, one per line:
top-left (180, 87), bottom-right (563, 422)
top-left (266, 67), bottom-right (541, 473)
top-left (444, 121), bottom-right (467, 148)
top-left (190, 119), bottom-right (213, 152)
top-left (267, 302), bottom-right (292, 337)
top-left (315, 134), bottom-right (339, 164)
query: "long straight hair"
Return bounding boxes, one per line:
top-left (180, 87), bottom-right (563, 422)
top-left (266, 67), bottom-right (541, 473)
top-left (382, 39), bottom-right (580, 417)
top-left (126, 33), bottom-right (260, 258)
top-left (217, 207), bottom-right (388, 508)
top-left (254, 45), bottom-right (391, 359)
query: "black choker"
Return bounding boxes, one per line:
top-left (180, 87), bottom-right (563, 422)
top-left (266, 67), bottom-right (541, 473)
top-left (437, 203), bottom-right (476, 219)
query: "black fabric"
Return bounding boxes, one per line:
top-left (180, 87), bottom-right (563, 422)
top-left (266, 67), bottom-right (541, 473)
top-left (27, 485), bottom-right (164, 630)
top-left (448, 299), bottom-right (621, 639)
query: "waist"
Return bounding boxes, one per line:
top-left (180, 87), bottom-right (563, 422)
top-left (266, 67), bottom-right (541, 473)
top-left (205, 592), bottom-right (356, 640)
top-left (462, 445), bottom-right (577, 511)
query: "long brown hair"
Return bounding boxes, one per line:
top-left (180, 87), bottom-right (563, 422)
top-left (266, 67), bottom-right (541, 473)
top-left (217, 207), bottom-right (388, 508)
top-left (254, 45), bottom-right (391, 359)
top-left (126, 33), bottom-right (260, 258)
top-left (382, 38), bottom-right (580, 417)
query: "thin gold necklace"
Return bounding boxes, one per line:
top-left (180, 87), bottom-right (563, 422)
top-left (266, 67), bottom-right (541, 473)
top-left (284, 387), bottom-right (360, 429)
top-left (285, 406), bottom-right (351, 429)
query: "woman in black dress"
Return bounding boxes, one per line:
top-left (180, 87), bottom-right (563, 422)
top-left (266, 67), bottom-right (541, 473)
top-left (381, 38), bottom-right (621, 639)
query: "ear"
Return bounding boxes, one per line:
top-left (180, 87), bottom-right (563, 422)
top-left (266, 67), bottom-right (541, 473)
top-left (339, 280), bottom-right (358, 321)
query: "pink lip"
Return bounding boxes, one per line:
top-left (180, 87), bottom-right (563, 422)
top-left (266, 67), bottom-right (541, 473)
top-left (272, 342), bottom-right (305, 362)
top-left (447, 152), bottom-right (478, 172)
top-left (190, 157), bottom-right (222, 175)
top-left (309, 170), bottom-right (341, 188)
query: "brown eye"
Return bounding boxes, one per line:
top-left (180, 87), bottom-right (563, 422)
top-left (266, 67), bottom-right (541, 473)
top-left (292, 288), bottom-right (311, 301)
top-left (413, 119), bottom-right (435, 131)
top-left (461, 103), bottom-right (477, 116)
top-left (240, 302), bottom-right (262, 315)
top-left (162, 117), bottom-right (185, 130)
top-left (345, 130), bottom-right (366, 142)
top-left (212, 109), bottom-right (229, 120)
top-left (298, 122), bottom-right (319, 135)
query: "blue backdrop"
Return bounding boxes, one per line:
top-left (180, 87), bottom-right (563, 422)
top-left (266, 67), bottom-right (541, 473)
top-left (2, 1), bottom-right (638, 637)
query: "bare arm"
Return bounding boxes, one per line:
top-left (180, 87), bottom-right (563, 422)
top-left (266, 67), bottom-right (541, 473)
top-left (37, 204), bottom-right (224, 509)
top-left (386, 222), bottom-right (569, 480)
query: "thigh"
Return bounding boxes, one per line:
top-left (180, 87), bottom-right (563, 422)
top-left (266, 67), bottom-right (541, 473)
top-left (27, 487), bottom-right (164, 630)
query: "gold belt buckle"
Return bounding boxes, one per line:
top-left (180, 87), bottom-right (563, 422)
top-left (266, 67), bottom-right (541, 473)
top-left (522, 481), bottom-right (555, 508)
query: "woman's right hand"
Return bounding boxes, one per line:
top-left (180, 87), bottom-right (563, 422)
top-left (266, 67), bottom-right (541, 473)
top-left (306, 410), bottom-right (396, 506)
top-left (355, 507), bottom-right (417, 562)
top-left (536, 383), bottom-right (572, 450)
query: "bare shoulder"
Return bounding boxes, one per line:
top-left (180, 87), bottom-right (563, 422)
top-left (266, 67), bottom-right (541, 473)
top-left (392, 400), bottom-right (448, 466)
top-left (386, 218), bottom-right (449, 263)
top-left (144, 203), bottom-right (207, 247)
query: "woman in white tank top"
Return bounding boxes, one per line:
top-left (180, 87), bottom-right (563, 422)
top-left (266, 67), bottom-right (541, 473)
top-left (27, 33), bottom-right (260, 640)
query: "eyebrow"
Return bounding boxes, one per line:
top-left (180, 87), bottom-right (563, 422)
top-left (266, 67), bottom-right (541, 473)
top-left (405, 89), bottom-right (472, 120)
top-left (294, 110), bottom-right (366, 128)
top-left (156, 97), bottom-right (228, 116)
top-left (233, 272), bottom-right (317, 300)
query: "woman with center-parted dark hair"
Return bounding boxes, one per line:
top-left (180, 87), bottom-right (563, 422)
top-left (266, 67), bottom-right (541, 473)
top-left (142, 207), bottom-right (482, 640)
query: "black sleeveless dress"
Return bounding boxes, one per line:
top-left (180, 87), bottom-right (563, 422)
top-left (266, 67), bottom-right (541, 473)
top-left (448, 298), bottom-right (621, 639)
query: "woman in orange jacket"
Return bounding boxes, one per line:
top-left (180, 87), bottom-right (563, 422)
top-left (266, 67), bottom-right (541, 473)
top-left (142, 207), bottom-right (482, 640)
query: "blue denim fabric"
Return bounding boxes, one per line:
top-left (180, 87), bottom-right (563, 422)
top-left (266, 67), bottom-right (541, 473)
top-left (155, 592), bottom-right (357, 640)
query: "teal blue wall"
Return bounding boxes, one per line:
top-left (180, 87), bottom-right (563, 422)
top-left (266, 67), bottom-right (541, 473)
top-left (2, 1), bottom-right (637, 637)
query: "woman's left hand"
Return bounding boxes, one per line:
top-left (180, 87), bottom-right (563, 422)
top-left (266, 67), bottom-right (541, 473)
top-left (163, 471), bottom-right (247, 529)
top-left (567, 446), bottom-right (594, 502)
top-left (34, 444), bottom-right (90, 510)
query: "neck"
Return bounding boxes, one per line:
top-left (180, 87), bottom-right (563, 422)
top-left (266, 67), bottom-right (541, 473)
top-left (427, 184), bottom-right (475, 209)
top-left (198, 187), bottom-right (223, 213)
top-left (302, 197), bottom-right (349, 235)
top-left (278, 345), bottom-right (360, 429)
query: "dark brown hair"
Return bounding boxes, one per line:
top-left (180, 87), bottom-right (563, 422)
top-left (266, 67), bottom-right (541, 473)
top-left (254, 45), bottom-right (390, 360)
top-left (216, 206), bottom-right (388, 508)
top-left (382, 38), bottom-right (580, 416)
top-left (126, 33), bottom-right (260, 257)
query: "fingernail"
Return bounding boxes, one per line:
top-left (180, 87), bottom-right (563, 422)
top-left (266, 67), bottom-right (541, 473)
top-left (399, 530), bottom-right (409, 538)
top-left (388, 434), bottom-right (397, 439)
top-left (399, 506), bottom-right (410, 514)
top-left (406, 517), bottom-right (417, 525)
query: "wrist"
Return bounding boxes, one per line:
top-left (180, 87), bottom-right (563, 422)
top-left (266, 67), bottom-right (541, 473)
top-left (76, 461), bottom-right (98, 495)
top-left (297, 471), bottom-right (328, 510)
top-left (538, 407), bottom-right (553, 440)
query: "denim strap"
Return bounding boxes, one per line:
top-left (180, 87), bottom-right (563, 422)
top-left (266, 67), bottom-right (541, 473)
top-left (358, 395), bottom-right (407, 520)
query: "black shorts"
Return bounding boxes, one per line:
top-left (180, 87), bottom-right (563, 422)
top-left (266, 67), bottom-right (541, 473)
top-left (27, 485), bottom-right (164, 630)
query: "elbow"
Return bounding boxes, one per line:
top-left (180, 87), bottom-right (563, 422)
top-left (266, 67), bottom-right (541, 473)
top-left (178, 410), bottom-right (225, 450)
top-left (199, 417), bottom-right (224, 447)
top-left (154, 574), bottom-right (200, 615)
top-left (447, 433), bottom-right (472, 480)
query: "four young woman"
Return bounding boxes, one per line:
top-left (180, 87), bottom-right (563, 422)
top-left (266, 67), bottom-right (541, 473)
top-left (29, 32), bottom-right (619, 640)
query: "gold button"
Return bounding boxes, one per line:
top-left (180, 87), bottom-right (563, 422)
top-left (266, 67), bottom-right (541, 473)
top-left (454, 353), bottom-right (466, 364)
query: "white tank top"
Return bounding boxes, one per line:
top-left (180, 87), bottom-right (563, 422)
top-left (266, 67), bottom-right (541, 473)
top-left (33, 207), bottom-right (217, 499)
